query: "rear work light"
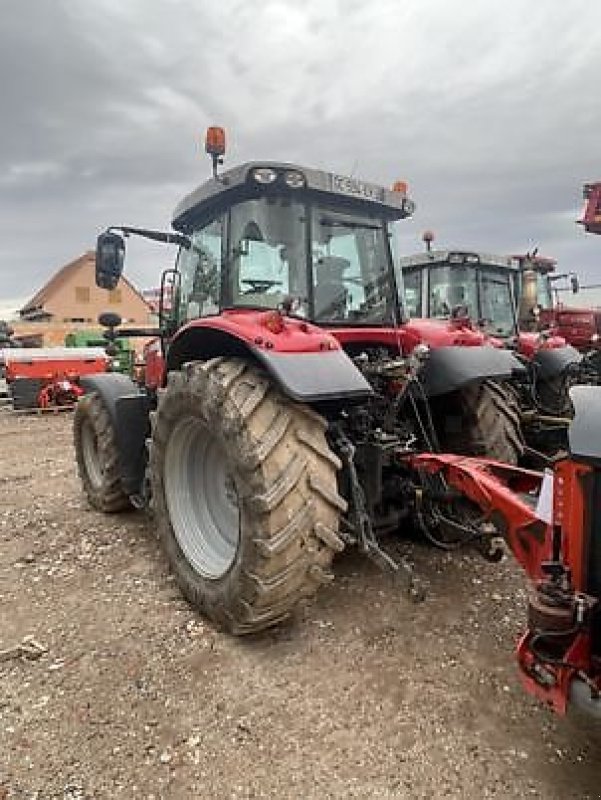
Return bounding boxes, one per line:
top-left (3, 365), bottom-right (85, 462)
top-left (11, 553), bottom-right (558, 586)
top-left (252, 167), bottom-right (278, 185)
top-left (283, 170), bottom-right (306, 188)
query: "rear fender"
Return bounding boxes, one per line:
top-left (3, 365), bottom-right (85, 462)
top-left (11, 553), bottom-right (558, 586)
top-left (422, 346), bottom-right (525, 396)
top-left (533, 345), bottom-right (582, 380)
top-left (166, 319), bottom-right (373, 404)
top-left (79, 373), bottom-right (150, 496)
top-left (568, 385), bottom-right (601, 466)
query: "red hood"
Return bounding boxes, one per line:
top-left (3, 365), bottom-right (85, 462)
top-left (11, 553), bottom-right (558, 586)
top-left (402, 318), bottom-right (504, 348)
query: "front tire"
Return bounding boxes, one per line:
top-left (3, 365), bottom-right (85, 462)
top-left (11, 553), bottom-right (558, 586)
top-left (150, 358), bottom-right (346, 635)
top-left (74, 393), bottom-right (132, 512)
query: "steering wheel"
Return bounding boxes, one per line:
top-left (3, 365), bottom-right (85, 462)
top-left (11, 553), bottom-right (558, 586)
top-left (241, 278), bottom-right (282, 294)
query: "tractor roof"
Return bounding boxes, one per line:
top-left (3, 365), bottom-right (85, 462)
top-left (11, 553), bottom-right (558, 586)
top-left (172, 161), bottom-right (415, 232)
top-left (399, 250), bottom-right (514, 270)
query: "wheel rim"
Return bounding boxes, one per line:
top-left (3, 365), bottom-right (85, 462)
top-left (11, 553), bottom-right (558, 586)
top-left (164, 416), bottom-right (240, 579)
top-left (81, 420), bottom-right (103, 489)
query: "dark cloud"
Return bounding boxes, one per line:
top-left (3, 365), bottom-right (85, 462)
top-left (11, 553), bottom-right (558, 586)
top-left (0, 0), bottom-right (600, 311)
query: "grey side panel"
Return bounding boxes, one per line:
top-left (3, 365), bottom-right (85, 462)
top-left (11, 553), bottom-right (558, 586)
top-left (568, 385), bottom-right (601, 466)
top-left (80, 373), bottom-right (150, 495)
top-left (423, 346), bottom-right (525, 397)
top-left (252, 349), bottom-right (373, 403)
top-left (534, 345), bottom-right (582, 380)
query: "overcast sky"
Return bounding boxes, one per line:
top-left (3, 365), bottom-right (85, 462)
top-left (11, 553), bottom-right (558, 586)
top-left (1, 0), bottom-right (600, 314)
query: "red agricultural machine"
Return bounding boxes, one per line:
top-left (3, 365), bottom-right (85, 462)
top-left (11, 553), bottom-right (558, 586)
top-left (74, 128), bottom-right (600, 719)
top-left (402, 385), bottom-right (601, 718)
top-left (509, 251), bottom-right (601, 355)
top-left (399, 246), bottom-right (599, 456)
top-left (1, 347), bottom-right (108, 410)
top-left (579, 182), bottom-right (601, 236)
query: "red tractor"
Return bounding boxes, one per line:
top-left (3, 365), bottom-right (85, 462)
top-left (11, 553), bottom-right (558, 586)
top-left (73, 130), bottom-right (601, 720)
top-left (399, 247), bottom-right (593, 452)
top-left (74, 127), bottom-right (529, 634)
top-left (510, 251), bottom-right (601, 354)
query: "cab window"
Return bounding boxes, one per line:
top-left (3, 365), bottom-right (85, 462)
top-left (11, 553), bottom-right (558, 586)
top-left (227, 198), bottom-right (308, 314)
top-left (177, 217), bottom-right (224, 321)
top-left (403, 268), bottom-right (422, 317)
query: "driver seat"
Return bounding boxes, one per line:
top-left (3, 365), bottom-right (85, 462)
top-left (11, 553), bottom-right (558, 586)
top-left (314, 256), bottom-right (349, 319)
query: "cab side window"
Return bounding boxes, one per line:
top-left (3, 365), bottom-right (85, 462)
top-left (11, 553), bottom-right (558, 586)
top-left (403, 268), bottom-right (422, 317)
top-left (177, 217), bottom-right (224, 321)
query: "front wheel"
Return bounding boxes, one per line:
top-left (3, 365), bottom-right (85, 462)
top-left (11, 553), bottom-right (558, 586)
top-left (74, 393), bottom-right (132, 512)
top-left (150, 358), bottom-right (346, 635)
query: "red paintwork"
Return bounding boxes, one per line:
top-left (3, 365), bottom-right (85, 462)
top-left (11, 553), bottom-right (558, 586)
top-left (143, 337), bottom-right (164, 390)
top-left (3, 355), bottom-right (107, 382)
top-left (553, 459), bottom-right (590, 596)
top-left (539, 308), bottom-right (600, 350)
top-left (516, 331), bottom-right (567, 358)
top-left (580, 181), bottom-right (601, 235)
top-left (329, 318), bottom-right (503, 353)
top-left (148, 311), bottom-right (504, 390)
top-left (404, 453), bottom-right (550, 578)
top-left (1, 350), bottom-right (107, 408)
top-left (37, 378), bottom-right (84, 409)
top-left (402, 450), bottom-right (601, 716)
top-left (144, 310), bottom-right (340, 389)
top-left (517, 631), bottom-right (594, 716)
top-left (519, 458), bottom-right (599, 716)
top-left (178, 309), bottom-right (340, 353)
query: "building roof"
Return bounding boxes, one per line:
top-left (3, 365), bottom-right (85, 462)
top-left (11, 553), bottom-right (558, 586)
top-left (20, 251), bottom-right (151, 317)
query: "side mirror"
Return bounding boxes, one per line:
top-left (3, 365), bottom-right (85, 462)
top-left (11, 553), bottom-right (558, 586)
top-left (571, 274), bottom-right (580, 294)
top-left (96, 231), bottom-right (125, 290)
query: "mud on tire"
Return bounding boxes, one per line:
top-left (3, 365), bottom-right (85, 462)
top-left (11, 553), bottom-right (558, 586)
top-left (434, 379), bottom-right (524, 465)
top-left (535, 374), bottom-right (572, 416)
top-left (150, 358), bottom-right (346, 635)
top-left (74, 393), bottom-right (132, 512)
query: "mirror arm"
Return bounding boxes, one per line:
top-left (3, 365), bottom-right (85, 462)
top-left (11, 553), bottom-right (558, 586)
top-left (108, 226), bottom-right (191, 249)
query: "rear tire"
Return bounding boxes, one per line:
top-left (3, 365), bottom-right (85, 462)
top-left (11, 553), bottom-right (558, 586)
top-left (435, 379), bottom-right (524, 464)
top-left (73, 393), bottom-right (132, 512)
top-left (150, 358), bottom-right (346, 635)
top-left (536, 374), bottom-right (572, 416)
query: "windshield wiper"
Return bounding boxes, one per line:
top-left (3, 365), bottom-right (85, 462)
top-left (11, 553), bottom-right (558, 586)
top-left (319, 218), bottom-right (381, 231)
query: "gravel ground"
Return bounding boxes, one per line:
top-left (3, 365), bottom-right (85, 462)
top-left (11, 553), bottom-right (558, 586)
top-left (0, 410), bottom-right (600, 799)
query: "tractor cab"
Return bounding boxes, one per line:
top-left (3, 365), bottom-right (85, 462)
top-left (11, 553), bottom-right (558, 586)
top-left (169, 163), bottom-right (414, 330)
top-left (400, 250), bottom-right (518, 339)
top-left (96, 128), bottom-right (415, 337)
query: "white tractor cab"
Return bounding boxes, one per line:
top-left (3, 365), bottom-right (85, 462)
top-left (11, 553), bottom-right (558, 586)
top-left (400, 250), bottom-right (518, 340)
top-left (398, 247), bottom-right (596, 432)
